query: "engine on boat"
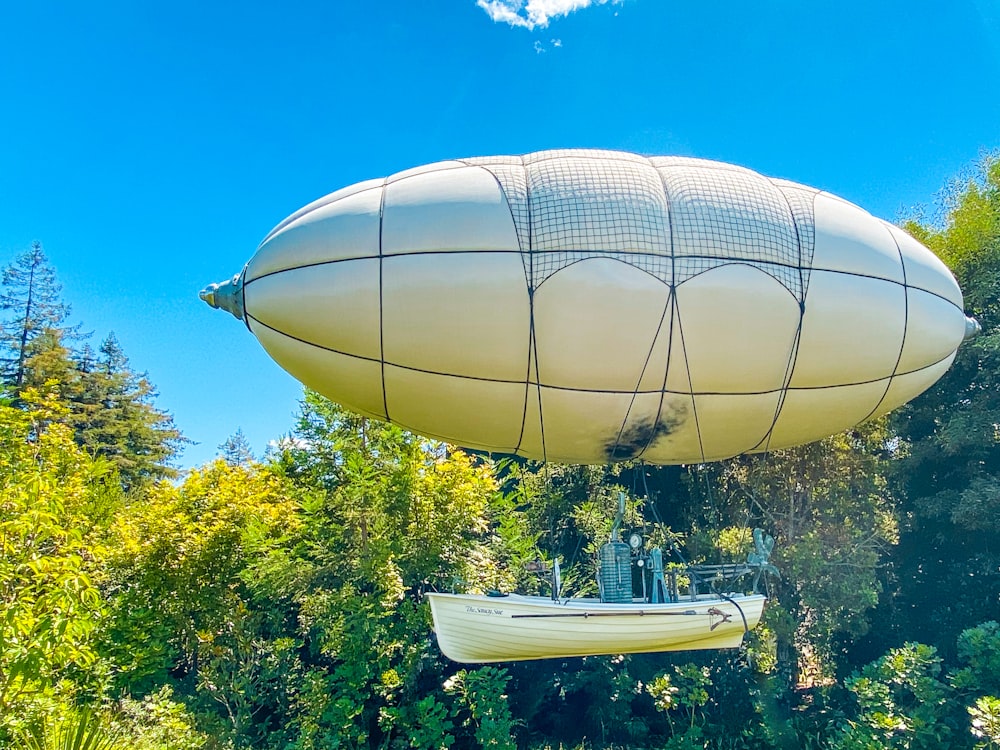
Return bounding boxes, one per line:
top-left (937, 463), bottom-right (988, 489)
top-left (593, 493), bottom-right (776, 606)
top-left (598, 541), bottom-right (632, 603)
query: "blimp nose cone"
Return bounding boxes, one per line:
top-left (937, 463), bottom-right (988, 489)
top-left (200, 273), bottom-right (245, 321)
top-left (964, 316), bottom-right (982, 341)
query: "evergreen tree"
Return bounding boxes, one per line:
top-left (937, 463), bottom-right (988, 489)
top-left (19, 327), bottom-right (80, 399)
top-left (219, 428), bottom-right (254, 467)
top-left (71, 333), bottom-right (185, 490)
top-left (0, 242), bottom-right (76, 388)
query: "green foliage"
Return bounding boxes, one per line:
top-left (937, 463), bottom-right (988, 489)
top-left (444, 667), bottom-right (516, 750)
top-left (109, 686), bottom-right (207, 750)
top-left (953, 622), bottom-right (1000, 695)
top-left (0, 249), bottom-right (183, 490)
top-left (834, 643), bottom-right (958, 750)
top-left (382, 693), bottom-right (455, 750)
top-left (17, 706), bottom-right (124, 750)
top-left (219, 428), bottom-right (255, 467)
top-left (68, 334), bottom-right (184, 489)
top-left (970, 696), bottom-right (1000, 750)
top-left (648, 663), bottom-right (711, 736)
top-left (0, 391), bottom-right (105, 736)
top-left (97, 460), bottom-right (298, 695)
top-left (200, 394), bottom-right (512, 749)
top-left (892, 153), bottom-right (1000, 648)
top-left (689, 422), bottom-right (896, 685)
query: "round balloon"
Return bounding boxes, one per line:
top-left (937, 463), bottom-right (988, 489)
top-left (202, 149), bottom-right (975, 464)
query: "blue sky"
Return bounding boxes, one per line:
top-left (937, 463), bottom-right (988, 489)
top-left (1, 0), bottom-right (999, 468)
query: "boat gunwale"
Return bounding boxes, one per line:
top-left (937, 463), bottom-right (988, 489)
top-left (424, 590), bottom-right (766, 615)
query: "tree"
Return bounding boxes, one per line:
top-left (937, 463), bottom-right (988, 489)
top-left (890, 154), bottom-right (1000, 649)
top-left (0, 242), bottom-right (77, 389)
top-left (833, 643), bottom-right (959, 750)
top-left (0, 390), bottom-right (106, 740)
top-left (219, 429), bottom-right (254, 468)
top-left (98, 461), bottom-right (299, 697)
top-left (71, 334), bottom-right (184, 489)
top-left (681, 422), bottom-right (897, 688)
top-left (256, 394), bottom-right (507, 749)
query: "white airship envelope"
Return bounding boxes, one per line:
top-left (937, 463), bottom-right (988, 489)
top-left (203, 150), bottom-right (972, 465)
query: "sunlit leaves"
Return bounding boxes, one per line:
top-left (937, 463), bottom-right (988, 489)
top-left (0, 392), bottom-right (105, 734)
top-left (98, 461), bottom-right (299, 690)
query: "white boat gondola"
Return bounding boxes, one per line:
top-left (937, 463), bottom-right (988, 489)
top-left (426, 496), bottom-right (776, 664)
top-left (425, 591), bottom-right (767, 664)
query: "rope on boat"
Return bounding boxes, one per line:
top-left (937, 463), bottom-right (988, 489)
top-left (714, 591), bottom-right (749, 634)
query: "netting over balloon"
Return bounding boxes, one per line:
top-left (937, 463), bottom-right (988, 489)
top-left (464, 151), bottom-right (816, 301)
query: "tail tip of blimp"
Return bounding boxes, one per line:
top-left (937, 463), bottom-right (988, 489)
top-left (965, 316), bottom-right (982, 342)
top-left (200, 273), bottom-right (245, 321)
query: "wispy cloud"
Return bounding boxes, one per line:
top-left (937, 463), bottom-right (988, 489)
top-left (477, 0), bottom-right (620, 30)
top-left (533, 38), bottom-right (564, 53)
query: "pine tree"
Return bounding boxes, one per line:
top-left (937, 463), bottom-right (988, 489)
top-left (219, 428), bottom-right (255, 467)
top-left (0, 242), bottom-right (76, 388)
top-left (20, 327), bottom-right (80, 396)
top-left (71, 333), bottom-right (185, 490)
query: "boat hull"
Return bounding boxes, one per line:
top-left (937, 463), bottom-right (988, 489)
top-left (425, 591), bottom-right (766, 663)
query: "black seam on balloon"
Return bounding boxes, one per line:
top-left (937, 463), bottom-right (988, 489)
top-left (612, 290), bottom-right (673, 460)
top-left (774, 181), bottom-right (807, 304)
top-left (528, 253), bottom-right (804, 288)
top-left (805, 268), bottom-right (958, 308)
top-left (474, 165), bottom-right (531, 291)
top-left (673, 300), bottom-right (705, 462)
top-left (638, 292), bottom-right (678, 461)
top-left (248, 315), bottom-right (383, 363)
top-left (243, 250), bottom-right (526, 284)
top-left (247, 251), bottom-right (916, 284)
top-left (531, 228), bottom-right (549, 458)
top-left (636, 168), bottom-right (677, 461)
top-left (531, 256), bottom-right (672, 292)
top-left (516, 157), bottom-right (534, 457)
top-left (258, 184), bottom-right (384, 245)
top-left (751, 281), bottom-right (806, 456)
top-left (242, 253), bottom-right (962, 313)
top-left (800, 190), bottom-right (818, 302)
top-left (667, 263), bottom-right (802, 304)
top-left (461, 160), bottom-right (533, 454)
top-left (529, 258), bottom-right (800, 303)
top-left (862, 224), bottom-right (909, 423)
top-left (530, 304), bottom-right (547, 462)
top-left (378, 179), bottom-right (389, 421)
top-left (751, 186), bottom-right (809, 455)
top-left (676, 263), bottom-right (958, 310)
top-left (751, 331), bottom-right (803, 455)
top-left (246, 313), bottom-right (956, 393)
top-left (239, 261), bottom-right (252, 333)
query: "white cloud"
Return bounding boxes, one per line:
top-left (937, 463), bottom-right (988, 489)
top-left (477, 0), bottom-right (620, 30)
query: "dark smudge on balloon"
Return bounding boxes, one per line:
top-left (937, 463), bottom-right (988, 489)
top-left (606, 405), bottom-right (687, 461)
